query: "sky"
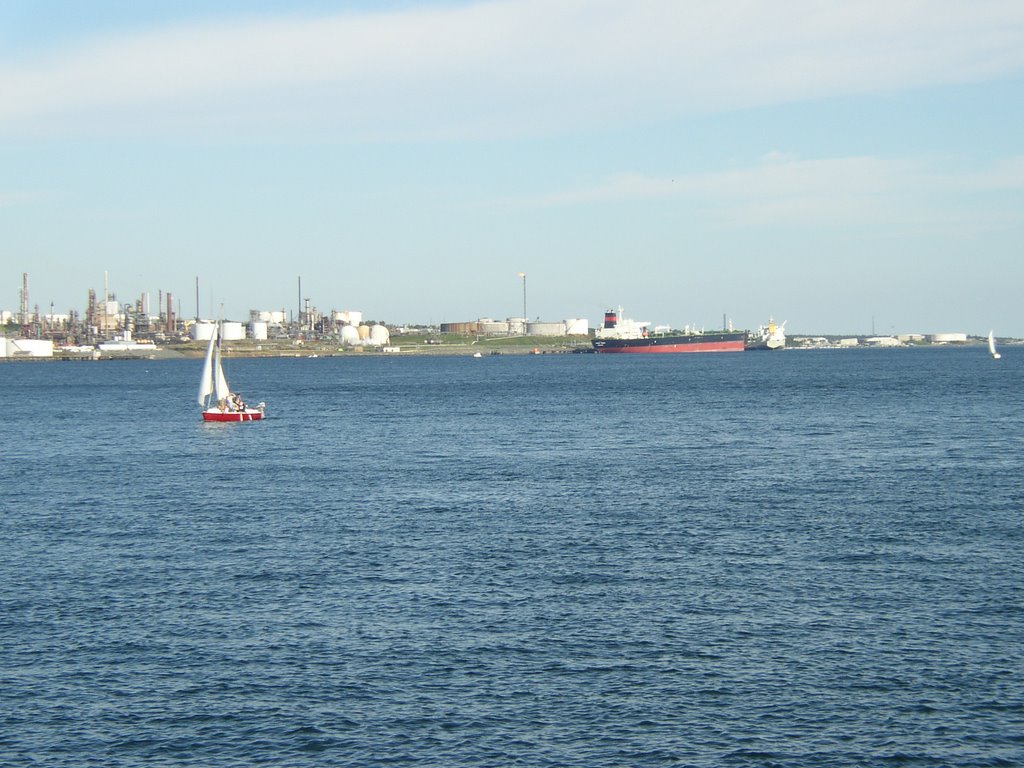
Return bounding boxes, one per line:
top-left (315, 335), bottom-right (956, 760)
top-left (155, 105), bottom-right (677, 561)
top-left (2, 0), bottom-right (1023, 335)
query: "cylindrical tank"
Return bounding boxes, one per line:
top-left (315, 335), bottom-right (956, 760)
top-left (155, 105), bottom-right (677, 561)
top-left (357, 325), bottom-right (371, 340)
top-left (564, 318), bottom-right (589, 335)
top-left (193, 321), bottom-right (217, 341)
top-left (221, 321), bottom-right (245, 340)
top-left (369, 325), bottom-right (390, 346)
top-left (440, 322), bottom-right (479, 335)
top-left (340, 325), bottom-right (361, 346)
top-left (526, 322), bottom-right (565, 336)
top-left (481, 321), bottom-right (510, 335)
top-left (249, 320), bottom-right (268, 340)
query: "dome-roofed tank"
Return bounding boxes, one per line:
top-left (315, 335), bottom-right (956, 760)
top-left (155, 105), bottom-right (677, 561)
top-left (340, 325), bottom-right (361, 346)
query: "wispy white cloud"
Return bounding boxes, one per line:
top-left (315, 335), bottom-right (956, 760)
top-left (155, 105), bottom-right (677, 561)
top-left (0, 189), bottom-right (48, 207)
top-left (2, 0), bottom-right (1023, 138)
top-left (519, 153), bottom-right (1024, 230)
top-left (956, 155), bottom-right (1024, 190)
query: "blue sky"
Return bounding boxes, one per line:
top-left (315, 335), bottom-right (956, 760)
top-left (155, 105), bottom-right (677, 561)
top-left (2, 0), bottom-right (1023, 335)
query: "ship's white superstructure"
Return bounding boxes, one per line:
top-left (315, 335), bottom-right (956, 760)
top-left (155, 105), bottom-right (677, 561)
top-left (593, 307), bottom-right (651, 340)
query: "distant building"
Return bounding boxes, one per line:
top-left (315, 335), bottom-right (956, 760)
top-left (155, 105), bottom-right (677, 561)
top-left (927, 333), bottom-right (968, 343)
top-left (792, 336), bottom-right (829, 347)
top-left (864, 336), bottom-right (902, 347)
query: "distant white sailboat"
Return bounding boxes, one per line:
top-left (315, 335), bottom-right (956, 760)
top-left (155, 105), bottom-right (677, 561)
top-left (988, 330), bottom-right (1001, 360)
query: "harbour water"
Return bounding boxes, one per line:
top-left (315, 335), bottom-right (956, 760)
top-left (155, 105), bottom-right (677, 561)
top-left (2, 347), bottom-right (1022, 767)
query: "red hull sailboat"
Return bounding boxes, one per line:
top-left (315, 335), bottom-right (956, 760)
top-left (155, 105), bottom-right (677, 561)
top-left (198, 325), bottom-right (265, 422)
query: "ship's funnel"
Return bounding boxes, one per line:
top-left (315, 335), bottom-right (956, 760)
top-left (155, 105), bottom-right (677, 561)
top-left (603, 310), bottom-right (618, 329)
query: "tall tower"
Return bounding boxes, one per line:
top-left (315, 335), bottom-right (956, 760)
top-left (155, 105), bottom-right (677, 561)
top-left (19, 273), bottom-right (29, 325)
top-left (86, 288), bottom-right (97, 343)
top-left (166, 292), bottom-right (175, 334)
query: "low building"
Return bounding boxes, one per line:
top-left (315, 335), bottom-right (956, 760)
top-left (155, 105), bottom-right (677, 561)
top-left (865, 336), bottom-right (902, 347)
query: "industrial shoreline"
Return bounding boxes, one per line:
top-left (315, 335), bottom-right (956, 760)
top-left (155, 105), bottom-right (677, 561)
top-left (2, 335), bottom-right (1010, 362)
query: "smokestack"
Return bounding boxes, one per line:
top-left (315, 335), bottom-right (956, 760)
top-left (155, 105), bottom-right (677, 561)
top-left (20, 273), bottom-right (29, 325)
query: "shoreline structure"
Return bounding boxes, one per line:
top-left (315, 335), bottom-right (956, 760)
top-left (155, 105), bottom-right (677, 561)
top-left (1, 334), bottom-right (1007, 362)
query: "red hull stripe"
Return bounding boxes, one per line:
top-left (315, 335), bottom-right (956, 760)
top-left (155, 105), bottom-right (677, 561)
top-left (593, 341), bottom-right (745, 353)
top-left (202, 412), bottom-right (264, 422)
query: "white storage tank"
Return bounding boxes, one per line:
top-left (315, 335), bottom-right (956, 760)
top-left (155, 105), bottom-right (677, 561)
top-left (221, 321), bottom-right (245, 341)
top-left (2, 339), bottom-right (55, 358)
top-left (193, 321), bottom-right (217, 341)
top-left (340, 325), bottom-right (361, 346)
top-left (333, 310), bottom-right (364, 326)
top-left (250, 320), bottom-right (268, 341)
top-left (526, 322), bottom-right (566, 336)
top-left (564, 318), bottom-right (590, 336)
top-left (369, 325), bottom-right (390, 346)
top-left (251, 310), bottom-right (286, 324)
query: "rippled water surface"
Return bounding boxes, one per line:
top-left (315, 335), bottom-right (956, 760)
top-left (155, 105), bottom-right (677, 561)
top-left (2, 347), bottom-right (1023, 767)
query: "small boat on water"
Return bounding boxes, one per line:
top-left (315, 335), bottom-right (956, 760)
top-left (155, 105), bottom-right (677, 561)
top-left (988, 330), bottom-right (1002, 360)
top-left (591, 307), bottom-right (745, 353)
top-left (198, 325), bottom-right (265, 422)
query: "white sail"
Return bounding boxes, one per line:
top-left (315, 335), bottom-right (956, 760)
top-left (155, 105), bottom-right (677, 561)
top-left (198, 332), bottom-right (217, 406)
top-left (214, 342), bottom-right (231, 400)
top-left (988, 330), bottom-right (1001, 359)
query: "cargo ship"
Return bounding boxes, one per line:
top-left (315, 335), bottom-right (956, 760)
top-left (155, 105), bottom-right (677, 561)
top-left (745, 317), bottom-right (786, 351)
top-left (591, 308), bottom-right (746, 353)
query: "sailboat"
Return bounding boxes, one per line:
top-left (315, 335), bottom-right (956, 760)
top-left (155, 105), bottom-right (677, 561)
top-left (198, 325), bottom-right (265, 422)
top-left (988, 330), bottom-right (1002, 360)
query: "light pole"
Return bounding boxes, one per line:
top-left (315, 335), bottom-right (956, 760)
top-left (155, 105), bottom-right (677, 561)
top-left (517, 272), bottom-right (527, 335)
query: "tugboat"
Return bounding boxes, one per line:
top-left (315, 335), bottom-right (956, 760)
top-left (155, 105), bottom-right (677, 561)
top-left (746, 318), bottom-right (786, 351)
top-left (591, 307), bottom-right (746, 354)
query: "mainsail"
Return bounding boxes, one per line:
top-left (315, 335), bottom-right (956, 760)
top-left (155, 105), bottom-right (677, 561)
top-left (198, 332), bottom-right (217, 406)
top-left (214, 341), bottom-right (230, 400)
